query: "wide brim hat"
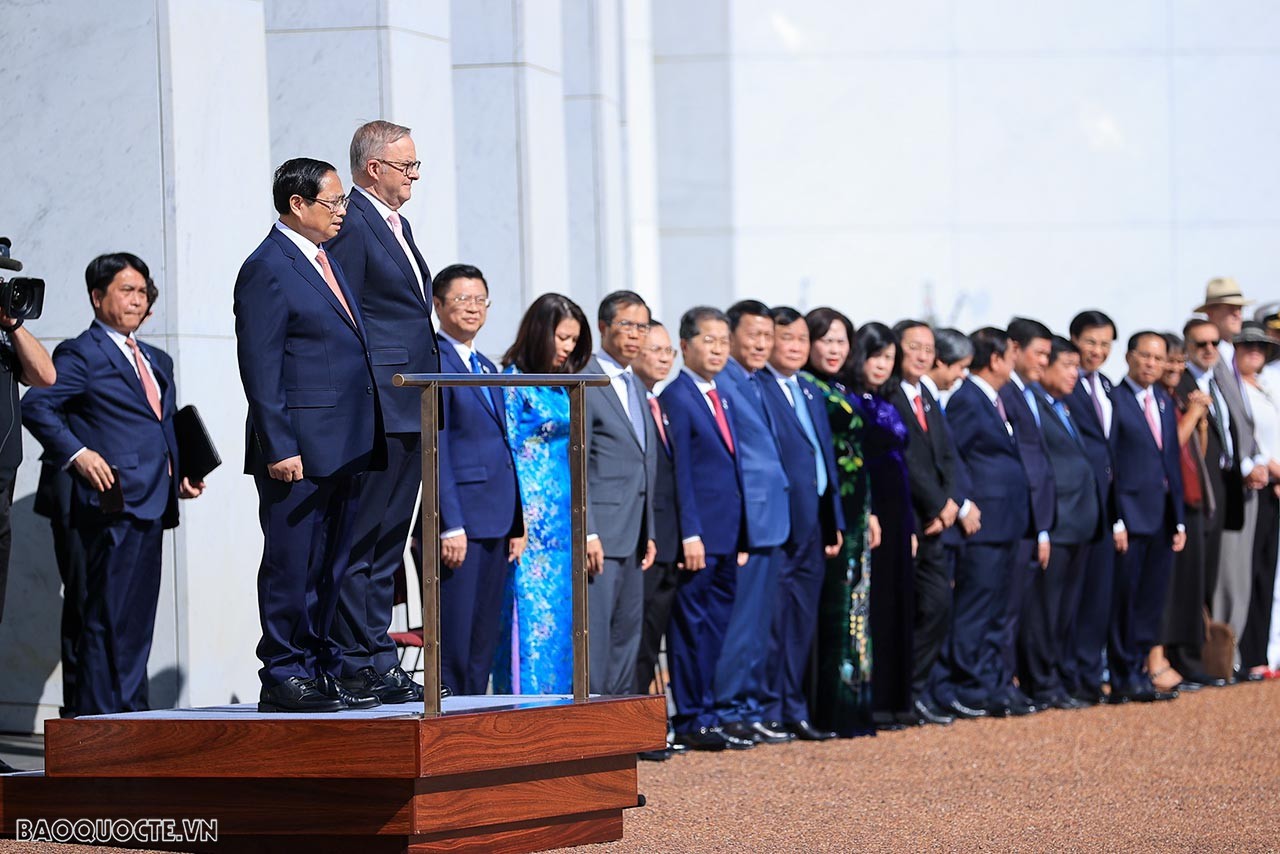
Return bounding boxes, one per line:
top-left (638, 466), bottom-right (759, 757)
top-left (1233, 321), bottom-right (1280, 364)
top-left (1195, 276), bottom-right (1254, 313)
top-left (1254, 300), bottom-right (1280, 330)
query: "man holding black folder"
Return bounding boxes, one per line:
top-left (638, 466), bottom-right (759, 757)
top-left (23, 252), bottom-right (205, 717)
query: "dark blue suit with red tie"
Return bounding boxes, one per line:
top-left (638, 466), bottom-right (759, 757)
top-left (234, 226), bottom-right (384, 688)
top-left (23, 322), bottom-right (182, 715)
top-left (660, 369), bottom-right (744, 734)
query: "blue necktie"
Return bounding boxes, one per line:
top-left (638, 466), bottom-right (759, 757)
top-left (1023, 385), bottom-right (1041, 429)
top-left (788, 376), bottom-right (828, 496)
top-left (621, 371), bottom-right (646, 450)
top-left (1052, 399), bottom-right (1077, 440)
top-left (469, 351), bottom-right (494, 412)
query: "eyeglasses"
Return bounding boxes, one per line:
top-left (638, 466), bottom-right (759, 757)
top-left (1192, 338), bottom-right (1221, 349)
top-left (699, 335), bottom-right (731, 348)
top-left (447, 294), bottom-right (491, 308)
top-left (645, 345), bottom-right (676, 357)
top-left (613, 319), bottom-right (651, 336)
top-left (378, 159), bottom-right (422, 176)
top-left (904, 341), bottom-right (935, 356)
top-left (306, 194), bottom-right (349, 212)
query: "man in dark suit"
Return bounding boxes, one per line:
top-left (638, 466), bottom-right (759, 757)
top-left (234, 158), bottom-right (384, 713)
top-left (712, 300), bottom-right (794, 745)
top-left (1108, 331), bottom-right (1186, 702)
top-left (660, 306), bottom-right (750, 751)
top-left (583, 290), bottom-right (656, 697)
top-left (994, 317), bottom-right (1055, 716)
top-left (325, 121), bottom-right (440, 705)
top-left (1020, 337), bottom-right (1105, 708)
top-left (890, 320), bottom-right (973, 726)
top-left (631, 320), bottom-right (682, 760)
top-left (24, 252), bottom-right (204, 716)
top-left (933, 328), bottom-right (1030, 719)
top-left (758, 306), bottom-right (845, 739)
top-left (433, 264), bottom-right (525, 696)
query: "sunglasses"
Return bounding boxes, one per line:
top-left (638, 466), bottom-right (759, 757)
top-left (1192, 338), bottom-right (1221, 349)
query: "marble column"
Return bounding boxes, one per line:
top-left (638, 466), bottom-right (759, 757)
top-left (619, 0), bottom-right (664, 318)
top-left (450, 0), bottom-right (571, 350)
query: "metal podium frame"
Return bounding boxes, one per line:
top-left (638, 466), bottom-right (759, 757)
top-left (393, 372), bottom-right (611, 716)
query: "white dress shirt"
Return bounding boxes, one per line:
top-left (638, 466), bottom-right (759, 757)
top-left (353, 185), bottom-right (426, 297)
top-left (1079, 368), bottom-right (1113, 439)
top-left (67, 320), bottom-right (162, 467)
top-left (595, 348), bottom-right (635, 418)
top-left (274, 220), bottom-right (325, 278)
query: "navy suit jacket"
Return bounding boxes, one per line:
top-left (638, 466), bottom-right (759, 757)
top-left (436, 342), bottom-right (523, 540)
top-left (1036, 391), bottom-right (1105, 544)
top-left (1066, 371), bottom-right (1116, 523)
top-left (999, 378), bottom-right (1056, 536)
top-left (944, 378), bottom-right (1030, 545)
top-left (234, 226), bottom-right (384, 478)
top-left (758, 369), bottom-right (844, 547)
top-left (1109, 379), bottom-right (1185, 537)
top-left (23, 323), bottom-right (180, 527)
top-left (649, 396), bottom-right (681, 564)
top-left (660, 370), bottom-right (744, 556)
top-left (717, 358), bottom-right (789, 549)
top-left (322, 190), bottom-right (440, 435)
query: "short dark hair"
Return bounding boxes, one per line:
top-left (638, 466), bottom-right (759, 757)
top-left (934, 328), bottom-right (974, 366)
top-left (598, 290), bottom-right (648, 326)
top-left (851, 321), bottom-right (900, 395)
top-left (726, 299), bottom-right (771, 332)
top-left (649, 318), bottom-right (664, 329)
top-left (272, 157), bottom-right (337, 216)
top-left (432, 263), bottom-right (488, 299)
top-left (970, 327), bottom-right (1010, 372)
top-left (502, 292), bottom-right (592, 373)
top-left (85, 252), bottom-right (154, 298)
top-left (1183, 317), bottom-right (1217, 340)
top-left (1047, 335), bottom-right (1079, 366)
top-left (1008, 316), bottom-right (1053, 347)
top-left (892, 319), bottom-right (930, 339)
top-left (1163, 332), bottom-right (1185, 355)
top-left (769, 305), bottom-right (804, 327)
top-left (1069, 310), bottom-right (1117, 340)
top-left (804, 307), bottom-right (857, 381)
top-left (1127, 330), bottom-right (1165, 353)
top-left (679, 306), bottom-right (730, 342)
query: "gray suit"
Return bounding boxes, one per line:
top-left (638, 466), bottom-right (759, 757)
top-left (1213, 355), bottom-right (1259, 648)
top-left (583, 355), bottom-right (657, 694)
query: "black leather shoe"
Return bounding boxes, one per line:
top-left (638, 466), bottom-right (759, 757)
top-left (1072, 684), bottom-right (1104, 705)
top-left (381, 666), bottom-right (427, 702)
top-left (673, 727), bottom-right (727, 751)
top-left (666, 739), bottom-right (688, 754)
top-left (1069, 691), bottom-right (1098, 708)
top-left (722, 721), bottom-right (760, 742)
top-left (342, 666), bottom-right (417, 705)
top-left (787, 720), bottom-right (837, 741)
top-left (713, 727), bottom-right (756, 750)
top-left (259, 676), bottom-right (345, 713)
top-left (638, 748), bottom-right (672, 761)
top-left (1174, 680), bottom-right (1203, 692)
top-left (1012, 688), bottom-right (1045, 713)
top-left (316, 672), bottom-right (381, 709)
top-left (945, 699), bottom-right (989, 719)
top-left (894, 709), bottom-right (925, 727)
top-left (748, 720), bottom-right (794, 743)
top-left (1048, 694), bottom-right (1085, 710)
top-left (914, 700), bottom-right (955, 726)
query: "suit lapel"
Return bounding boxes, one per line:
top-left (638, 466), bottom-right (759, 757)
top-left (590, 356), bottom-right (642, 450)
top-left (90, 325), bottom-right (152, 414)
top-left (271, 228), bottom-right (361, 336)
top-left (356, 193), bottom-right (427, 310)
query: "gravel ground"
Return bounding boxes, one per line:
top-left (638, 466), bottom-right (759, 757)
top-left (4, 682), bottom-right (1277, 853)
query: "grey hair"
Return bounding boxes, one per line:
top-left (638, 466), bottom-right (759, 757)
top-left (349, 120), bottom-right (412, 178)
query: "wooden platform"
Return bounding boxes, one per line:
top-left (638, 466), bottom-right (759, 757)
top-left (0, 694), bottom-right (667, 853)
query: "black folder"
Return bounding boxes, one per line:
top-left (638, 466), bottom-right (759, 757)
top-left (174, 405), bottom-right (222, 482)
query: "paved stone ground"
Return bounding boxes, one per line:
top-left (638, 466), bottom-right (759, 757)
top-left (3, 681), bottom-right (1278, 853)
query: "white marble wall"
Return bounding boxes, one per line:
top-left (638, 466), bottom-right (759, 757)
top-left (619, 0), bottom-right (665, 318)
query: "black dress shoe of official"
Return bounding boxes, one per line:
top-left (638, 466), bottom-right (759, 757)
top-left (258, 677), bottom-right (345, 713)
top-left (1183, 671), bottom-right (1227, 688)
top-left (722, 721), bottom-right (760, 742)
top-left (712, 727), bottom-right (756, 750)
top-left (787, 720), bottom-right (837, 741)
top-left (893, 709), bottom-right (925, 727)
top-left (1012, 687), bottom-right (1045, 713)
top-left (316, 672), bottom-right (381, 709)
top-left (673, 727), bottom-right (727, 751)
top-left (914, 700), bottom-right (955, 725)
top-left (638, 748), bottom-right (672, 761)
top-left (380, 666), bottom-right (427, 702)
top-left (944, 699), bottom-right (988, 719)
top-left (1175, 680), bottom-right (1203, 692)
top-left (666, 738), bottom-right (688, 754)
top-left (1046, 694), bottom-right (1085, 711)
top-left (748, 720), bottom-right (795, 743)
top-left (342, 666), bottom-right (417, 705)
top-left (878, 720), bottom-right (909, 731)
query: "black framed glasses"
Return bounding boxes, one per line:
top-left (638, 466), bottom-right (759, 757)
top-left (614, 319), bottom-right (651, 336)
top-left (1192, 338), bottom-right (1221, 349)
top-left (378, 158), bottom-right (422, 176)
top-left (306, 194), bottom-right (349, 212)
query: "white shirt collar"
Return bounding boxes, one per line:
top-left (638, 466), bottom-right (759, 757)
top-left (683, 366), bottom-right (717, 394)
top-left (967, 374), bottom-right (1000, 405)
top-left (1219, 339), bottom-right (1236, 364)
top-left (762, 362), bottom-right (793, 382)
top-left (900, 379), bottom-right (922, 400)
top-left (1123, 375), bottom-right (1153, 399)
top-left (94, 318), bottom-right (136, 347)
top-left (438, 329), bottom-right (476, 364)
top-left (920, 374), bottom-right (940, 399)
top-left (354, 185), bottom-right (397, 222)
top-left (274, 220), bottom-right (320, 264)
top-left (1009, 371), bottom-right (1027, 392)
top-left (595, 348), bottom-right (631, 378)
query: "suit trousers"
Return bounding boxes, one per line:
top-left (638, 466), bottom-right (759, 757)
top-left (1019, 542), bottom-right (1088, 701)
top-left (669, 553), bottom-right (737, 733)
top-left (0, 468), bottom-right (12, 623)
top-left (911, 533), bottom-right (956, 700)
top-left (714, 546), bottom-right (780, 723)
top-left (73, 515), bottom-right (164, 716)
top-left (995, 539), bottom-right (1037, 699)
top-left (44, 468), bottom-right (88, 717)
top-left (939, 540), bottom-right (1018, 709)
top-left (1214, 491), bottom-right (1258, 647)
top-left (1109, 524), bottom-right (1174, 690)
top-left (635, 560), bottom-right (679, 695)
top-left (333, 432), bottom-right (422, 677)
top-left (1064, 536), bottom-right (1114, 693)
top-left (1240, 489), bottom-right (1280, 668)
top-left (440, 536), bottom-right (508, 695)
top-left (588, 552), bottom-right (644, 695)
top-left (762, 524), bottom-right (825, 724)
top-left (255, 473), bottom-right (362, 686)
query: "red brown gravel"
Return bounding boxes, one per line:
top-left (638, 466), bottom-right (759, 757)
top-left (4, 683), bottom-right (1278, 853)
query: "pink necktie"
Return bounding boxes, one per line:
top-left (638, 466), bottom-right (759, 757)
top-left (1144, 390), bottom-right (1163, 450)
top-left (125, 338), bottom-right (162, 420)
top-left (648, 396), bottom-right (668, 450)
top-left (314, 249), bottom-right (354, 320)
top-left (995, 394), bottom-right (1008, 423)
top-left (387, 212), bottom-right (425, 294)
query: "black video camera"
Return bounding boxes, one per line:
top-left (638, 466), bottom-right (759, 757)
top-left (0, 238), bottom-right (45, 322)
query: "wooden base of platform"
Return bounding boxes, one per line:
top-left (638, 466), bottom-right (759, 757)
top-left (0, 695), bottom-right (666, 853)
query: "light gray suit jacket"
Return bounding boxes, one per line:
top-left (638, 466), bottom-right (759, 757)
top-left (583, 356), bottom-right (657, 558)
top-left (1213, 356), bottom-right (1259, 467)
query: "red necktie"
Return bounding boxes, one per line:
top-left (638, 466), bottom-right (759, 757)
top-left (648, 396), bottom-right (668, 449)
top-left (913, 393), bottom-right (929, 432)
top-left (706, 388), bottom-right (735, 455)
top-left (315, 249), bottom-right (354, 320)
top-left (126, 338), bottom-right (162, 420)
